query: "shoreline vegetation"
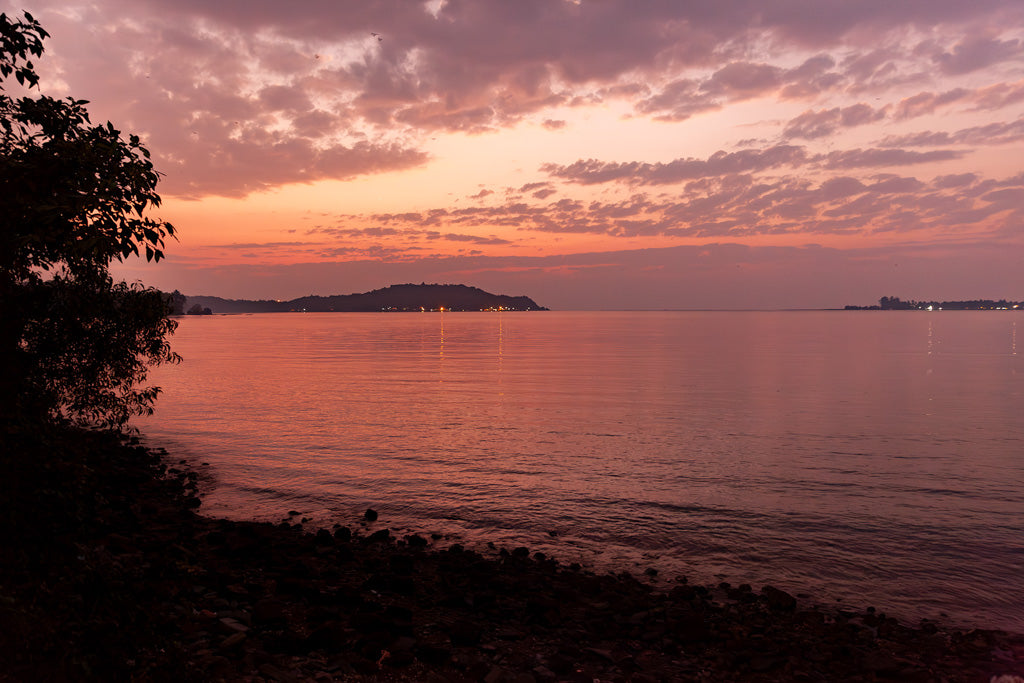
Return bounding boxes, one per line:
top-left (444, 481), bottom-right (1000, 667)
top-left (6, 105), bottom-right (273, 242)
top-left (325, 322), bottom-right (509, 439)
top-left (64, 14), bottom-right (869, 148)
top-left (844, 297), bottom-right (1023, 311)
top-left (2, 425), bottom-right (1022, 682)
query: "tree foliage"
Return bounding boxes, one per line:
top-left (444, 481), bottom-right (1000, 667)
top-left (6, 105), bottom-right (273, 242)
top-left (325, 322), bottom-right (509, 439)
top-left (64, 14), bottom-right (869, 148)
top-left (1, 12), bottom-right (179, 429)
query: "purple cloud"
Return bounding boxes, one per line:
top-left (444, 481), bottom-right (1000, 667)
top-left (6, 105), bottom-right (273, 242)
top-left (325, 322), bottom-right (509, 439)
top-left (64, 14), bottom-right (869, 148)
top-left (17, 0), bottom-right (1024, 204)
top-left (818, 148), bottom-right (965, 169)
top-left (934, 34), bottom-right (1023, 75)
top-left (783, 104), bottom-right (886, 139)
top-left (542, 146), bottom-right (808, 185)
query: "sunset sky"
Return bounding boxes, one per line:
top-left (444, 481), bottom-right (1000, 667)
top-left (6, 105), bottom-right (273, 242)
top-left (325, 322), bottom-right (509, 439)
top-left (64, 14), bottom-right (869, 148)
top-left (7, 0), bottom-right (1024, 309)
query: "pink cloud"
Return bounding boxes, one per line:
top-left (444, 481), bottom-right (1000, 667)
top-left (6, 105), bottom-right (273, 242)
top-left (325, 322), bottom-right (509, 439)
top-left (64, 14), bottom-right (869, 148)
top-left (934, 34), bottom-right (1023, 75)
top-left (880, 117), bottom-right (1024, 148)
top-left (703, 62), bottom-right (784, 97)
top-left (17, 0), bottom-right (1024, 208)
top-left (971, 79), bottom-right (1024, 111)
top-left (783, 103), bottom-right (886, 139)
top-left (303, 165), bottom-right (1022, 244)
top-left (894, 89), bottom-right (971, 119)
top-left (542, 145), bottom-right (808, 185)
top-left (818, 148), bottom-right (964, 169)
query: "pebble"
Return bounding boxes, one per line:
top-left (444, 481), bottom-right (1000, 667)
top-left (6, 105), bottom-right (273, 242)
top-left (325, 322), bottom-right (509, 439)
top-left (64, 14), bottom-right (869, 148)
top-left (219, 632), bottom-right (247, 650)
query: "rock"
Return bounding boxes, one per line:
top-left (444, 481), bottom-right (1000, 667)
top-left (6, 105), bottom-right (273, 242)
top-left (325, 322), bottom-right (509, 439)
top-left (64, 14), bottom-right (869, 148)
top-left (389, 553), bottom-right (414, 575)
top-left (305, 622), bottom-right (347, 651)
top-left (405, 533), bottom-right (428, 548)
top-left (218, 616), bottom-right (249, 633)
top-left (483, 665), bottom-right (505, 683)
top-left (364, 508), bottom-right (378, 522)
top-left (448, 619), bottom-right (481, 646)
top-left (863, 649), bottom-right (904, 676)
top-left (385, 649), bottom-right (414, 668)
top-left (390, 636), bottom-right (417, 652)
top-left (415, 643), bottom-right (451, 665)
top-left (546, 652), bottom-right (574, 675)
top-left (585, 647), bottom-right (615, 663)
top-left (367, 528), bottom-right (391, 543)
top-left (349, 656), bottom-right (379, 675)
top-left (532, 665), bottom-right (556, 680)
top-left (333, 526), bottom-right (351, 542)
top-left (749, 655), bottom-right (783, 672)
top-left (385, 604), bottom-right (413, 623)
top-left (252, 599), bottom-right (288, 625)
top-left (218, 632), bottom-right (246, 650)
top-left (494, 628), bottom-right (524, 641)
top-left (761, 585), bottom-right (797, 611)
top-left (258, 662), bottom-right (298, 682)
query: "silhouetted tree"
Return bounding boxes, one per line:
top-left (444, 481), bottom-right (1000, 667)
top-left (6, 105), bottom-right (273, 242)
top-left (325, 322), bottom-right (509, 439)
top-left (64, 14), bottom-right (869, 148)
top-left (186, 303), bottom-right (212, 315)
top-left (166, 290), bottom-right (187, 315)
top-left (1, 12), bottom-right (178, 429)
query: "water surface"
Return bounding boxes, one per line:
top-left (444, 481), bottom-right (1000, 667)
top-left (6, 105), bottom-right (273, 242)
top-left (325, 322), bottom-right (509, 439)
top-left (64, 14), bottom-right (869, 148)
top-left (139, 311), bottom-right (1024, 632)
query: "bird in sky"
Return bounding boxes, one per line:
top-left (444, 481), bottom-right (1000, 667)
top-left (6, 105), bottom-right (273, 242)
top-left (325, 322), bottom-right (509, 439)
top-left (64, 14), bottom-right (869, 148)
top-left (371, 32), bottom-right (383, 41)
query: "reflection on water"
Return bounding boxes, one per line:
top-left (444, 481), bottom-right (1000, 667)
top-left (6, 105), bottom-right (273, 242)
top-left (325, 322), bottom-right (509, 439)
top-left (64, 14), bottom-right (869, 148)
top-left (140, 311), bottom-right (1024, 632)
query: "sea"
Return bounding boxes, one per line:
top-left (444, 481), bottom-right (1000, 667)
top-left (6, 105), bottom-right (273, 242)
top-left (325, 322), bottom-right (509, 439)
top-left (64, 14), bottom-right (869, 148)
top-left (137, 310), bottom-right (1024, 633)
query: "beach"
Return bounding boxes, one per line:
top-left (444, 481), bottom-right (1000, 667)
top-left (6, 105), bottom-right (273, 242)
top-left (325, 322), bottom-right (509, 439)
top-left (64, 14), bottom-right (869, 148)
top-left (2, 425), bottom-right (1021, 682)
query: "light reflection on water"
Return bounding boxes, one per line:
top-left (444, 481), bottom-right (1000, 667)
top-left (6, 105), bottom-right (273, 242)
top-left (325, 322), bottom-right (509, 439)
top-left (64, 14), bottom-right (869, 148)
top-left (139, 311), bottom-right (1024, 632)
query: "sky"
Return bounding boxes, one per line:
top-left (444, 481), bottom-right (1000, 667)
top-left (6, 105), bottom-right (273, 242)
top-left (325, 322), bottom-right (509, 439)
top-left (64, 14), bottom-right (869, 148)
top-left (6, 0), bottom-right (1024, 309)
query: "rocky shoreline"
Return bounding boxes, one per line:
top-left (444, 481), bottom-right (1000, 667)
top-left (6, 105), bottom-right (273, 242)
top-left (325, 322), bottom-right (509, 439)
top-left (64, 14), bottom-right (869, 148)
top-left (2, 426), bottom-right (1022, 682)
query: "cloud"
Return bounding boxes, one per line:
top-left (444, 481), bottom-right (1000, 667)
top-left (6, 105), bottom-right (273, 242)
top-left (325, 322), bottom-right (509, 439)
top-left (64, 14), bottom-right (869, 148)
top-left (879, 117), bottom-right (1024, 148)
top-left (309, 225), bottom-right (512, 246)
top-left (970, 79), bottom-right (1024, 111)
top-left (542, 145), bottom-right (808, 185)
top-left (783, 103), bottom-right (886, 139)
top-left (634, 79), bottom-right (720, 122)
top-left (894, 89), bottom-right (971, 119)
top-left (161, 138), bottom-right (429, 198)
top-left (304, 167), bottom-right (1023, 244)
top-left (703, 61), bottom-right (784, 97)
top-left (818, 148), bottom-right (965, 169)
top-left (934, 34), bottom-right (1023, 75)
top-left (19, 0), bottom-right (1024, 203)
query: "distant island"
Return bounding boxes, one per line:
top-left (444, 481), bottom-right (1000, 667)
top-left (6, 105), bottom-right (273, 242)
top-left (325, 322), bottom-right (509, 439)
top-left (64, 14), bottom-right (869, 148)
top-left (181, 284), bottom-right (549, 314)
top-left (845, 296), bottom-right (1022, 311)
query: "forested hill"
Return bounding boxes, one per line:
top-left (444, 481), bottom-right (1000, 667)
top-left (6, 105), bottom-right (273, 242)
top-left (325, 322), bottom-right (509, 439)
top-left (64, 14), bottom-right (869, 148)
top-left (185, 284), bottom-right (548, 313)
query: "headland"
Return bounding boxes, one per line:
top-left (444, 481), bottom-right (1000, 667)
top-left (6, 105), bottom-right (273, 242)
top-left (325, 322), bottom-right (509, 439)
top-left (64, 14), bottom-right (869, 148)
top-left (184, 284), bottom-right (549, 314)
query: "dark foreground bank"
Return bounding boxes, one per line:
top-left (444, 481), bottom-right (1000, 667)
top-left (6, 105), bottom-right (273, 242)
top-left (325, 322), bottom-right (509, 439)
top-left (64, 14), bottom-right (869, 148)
top-left (1, 427), bottom-right (1022, 682)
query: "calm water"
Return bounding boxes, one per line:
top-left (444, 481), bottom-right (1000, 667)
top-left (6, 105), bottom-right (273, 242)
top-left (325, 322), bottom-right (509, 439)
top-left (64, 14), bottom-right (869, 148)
top-left (138, 311), bottom-right (1024, 632)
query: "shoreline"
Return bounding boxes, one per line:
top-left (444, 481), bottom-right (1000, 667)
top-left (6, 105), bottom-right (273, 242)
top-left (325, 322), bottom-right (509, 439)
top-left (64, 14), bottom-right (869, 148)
top-left (2, 427), bottom-right (1022, 681)
top-left (181, 494), bottom-right (1015, 638)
